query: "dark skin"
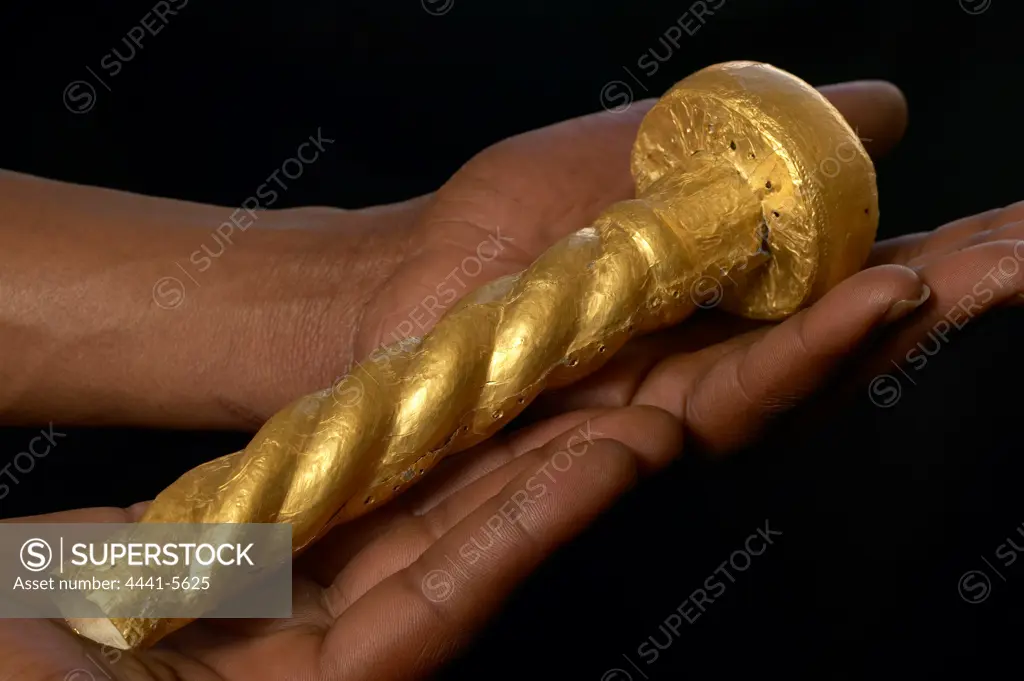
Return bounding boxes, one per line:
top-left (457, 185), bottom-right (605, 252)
top-left (3, 80), bottom-right (1024, 680)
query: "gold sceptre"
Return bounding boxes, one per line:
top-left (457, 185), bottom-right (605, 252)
top-left (70, 61), bottom-right (879, 649)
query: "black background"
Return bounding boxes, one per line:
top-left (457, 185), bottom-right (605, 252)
top-left (2, 0), bottom-right (1023, 678)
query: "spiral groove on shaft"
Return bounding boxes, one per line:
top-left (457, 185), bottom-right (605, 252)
top-left (148, 156), bottom-right (768, 543)
top-left (69, 61), bottom-right (881, 650)
top-left (76, 160), bottom-right (769, 650)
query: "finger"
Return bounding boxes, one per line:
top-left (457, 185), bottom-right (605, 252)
top-left (441, 80), bottom-right (906, 256)
top-left (860, 240), bottom-right (1024, 389)
top-left (525, 313), bottom-right (765, 417)
top-left (494, 79), bottom-right (908, 216)
top-left (633, 264), bottom-right (928, 453)
top-left (906, 239), bottom-right (1024, 320)
top-left (296, 406), bottom-right (608, 585)
top-left (409, 405), bottom-right (682, 518)
top-left (499, 79), bottom-right (909, 217)
top-left (324, 437), bottom-right (641, 681)
top-left (906, 219), bottom-right (1024, 270)
top-left (310, 406), bottom-right (681, 601)
top-left (817, 81), bottom-right (908, 157)
top-left (867, 203), bottom-right (1024, 267)
top-left (915, 239), bottom-right (1024, 304)
top-left (401, 408), bottom-right (612, 513)
top-left (297, 408), bottom-right (631, 587)
top-left (453, 80), bottom-right (907, 246)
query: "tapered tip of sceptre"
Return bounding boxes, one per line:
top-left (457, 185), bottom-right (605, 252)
top-left (631, 61), bottom-right (879, 320)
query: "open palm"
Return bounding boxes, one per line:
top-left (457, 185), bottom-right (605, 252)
top-left (8, 80), bottom-right (1024, 681)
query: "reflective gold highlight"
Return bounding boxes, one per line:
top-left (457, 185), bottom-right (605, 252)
top-left (68, 61), bottom-right (878, 649)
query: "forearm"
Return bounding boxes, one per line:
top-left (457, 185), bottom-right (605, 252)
top-left (0, 170), bottom-right (407, 429)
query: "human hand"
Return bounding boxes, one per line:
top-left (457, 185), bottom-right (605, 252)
top-left (0, 80), bottom-right (944, 681)
top-left (0, 78), bottom-right (922, 434)
top-left (4, 201), bottom-right (1021, 679)
top-left (341, 80), bottom-right (928, 455)
top-left (354, 78), bottom-right (1024, 454)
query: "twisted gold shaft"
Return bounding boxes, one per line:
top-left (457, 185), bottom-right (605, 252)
top-left (70, 61), bottom-right (879, 649)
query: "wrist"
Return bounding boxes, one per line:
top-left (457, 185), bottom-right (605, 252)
top-left (166, 206), bottom-right (413, 429)
top-left (0, 170), bottom-right (416, 429)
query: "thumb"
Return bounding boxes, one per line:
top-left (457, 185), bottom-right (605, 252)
top-left (633, 264), bottom-right (929, 453)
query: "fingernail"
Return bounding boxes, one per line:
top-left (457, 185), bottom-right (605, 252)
top-left (884, 284), bottom-right (931, 324)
